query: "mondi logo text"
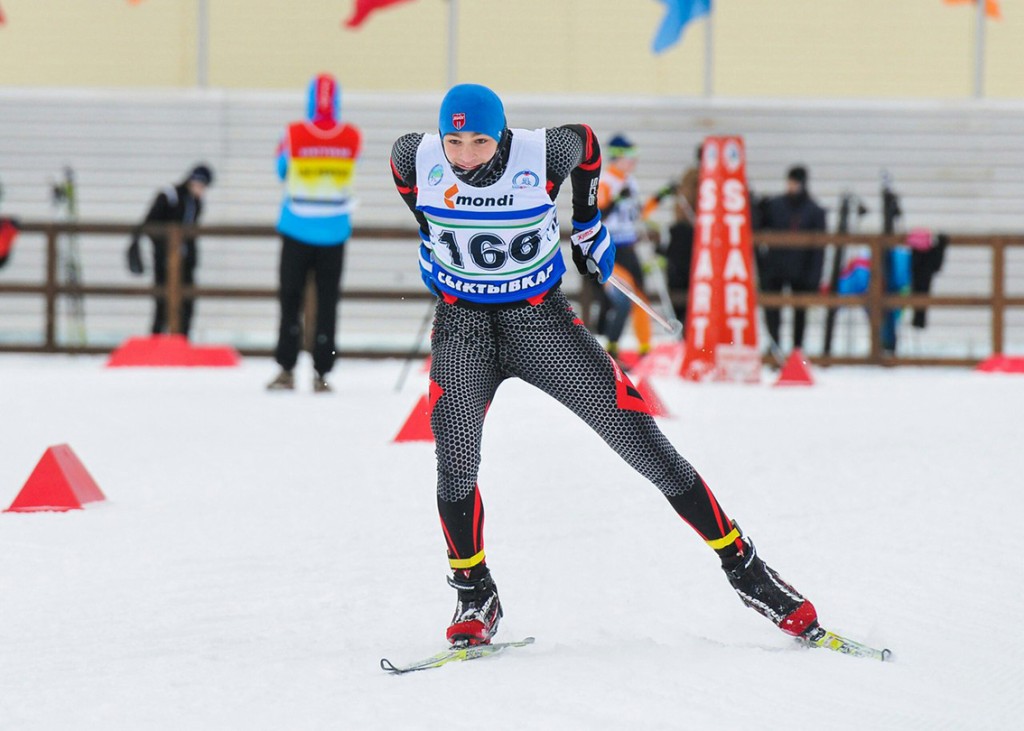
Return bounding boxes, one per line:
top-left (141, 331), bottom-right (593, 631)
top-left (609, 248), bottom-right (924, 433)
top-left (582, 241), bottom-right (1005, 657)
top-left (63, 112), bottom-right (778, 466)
top-left (443, 184), bottom-right (515, 210)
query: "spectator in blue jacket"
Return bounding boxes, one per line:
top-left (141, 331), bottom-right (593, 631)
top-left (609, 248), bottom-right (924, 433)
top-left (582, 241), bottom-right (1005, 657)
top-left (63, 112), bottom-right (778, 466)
top-left (266, 74), bottom-right (362, 393)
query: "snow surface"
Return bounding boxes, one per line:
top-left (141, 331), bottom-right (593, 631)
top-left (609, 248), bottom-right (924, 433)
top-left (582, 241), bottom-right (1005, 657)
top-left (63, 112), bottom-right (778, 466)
top-left (1, 353), bottom-right (1022, 730)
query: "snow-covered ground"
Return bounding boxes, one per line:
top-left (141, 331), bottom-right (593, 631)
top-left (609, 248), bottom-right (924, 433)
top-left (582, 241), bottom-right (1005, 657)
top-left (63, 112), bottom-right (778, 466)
top-left (1, 353), bottom-right (1021, 730)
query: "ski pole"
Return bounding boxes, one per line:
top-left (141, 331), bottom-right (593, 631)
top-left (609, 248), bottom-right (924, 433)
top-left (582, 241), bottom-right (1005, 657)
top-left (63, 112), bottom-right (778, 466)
top-left (605, 271), bottom-right (683, 337)
top-left (586, 258), bottom-right (682, 336)
top-left (637, 228), bottom-right (679, 329)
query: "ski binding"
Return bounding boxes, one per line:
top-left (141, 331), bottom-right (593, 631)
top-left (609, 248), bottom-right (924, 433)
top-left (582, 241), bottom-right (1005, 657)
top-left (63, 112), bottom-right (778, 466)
top-left (800, 625), bottom-right (892, 661)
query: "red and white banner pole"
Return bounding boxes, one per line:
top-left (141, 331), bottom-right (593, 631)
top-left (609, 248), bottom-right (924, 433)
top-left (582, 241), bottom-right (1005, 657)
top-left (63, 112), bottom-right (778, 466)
top-left (679, 136), bottom-right (761, 383)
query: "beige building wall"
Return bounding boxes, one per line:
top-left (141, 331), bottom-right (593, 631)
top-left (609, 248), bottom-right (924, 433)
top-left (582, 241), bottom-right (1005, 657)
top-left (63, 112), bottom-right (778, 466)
top-left (0, 0), bottom-right (1020, 97)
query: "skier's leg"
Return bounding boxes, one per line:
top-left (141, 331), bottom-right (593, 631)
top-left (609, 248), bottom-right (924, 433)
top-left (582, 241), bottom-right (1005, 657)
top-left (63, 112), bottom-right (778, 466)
top-left (792, 298), bottom-right (808, 350)
top-left (761, 271), bottom-right (784, 350)
top-left (792, 275), bottom-right (815, 350)
top-left (429, 301), bottom-right (505, 570)
top-left (501, 290), bottom-right (730, 543)
top-left (180, 259), bottom-right (196, 339)
top-left (586, 278), bottom-right (610, 335)
top-left (618, 247), bottom-right (652, 353)
top-left (429, 300), bottom-right (505, 644)
top-left (502, 290), bottom-right (817, 636)
top-left (273, 236), bottom-right (310, 372)
top-left (311, 243), bottom-right (345, 377)
top-left (152, 242), bottom-right (167, 335)
top-left (602, 281), bottom-right (631, 354)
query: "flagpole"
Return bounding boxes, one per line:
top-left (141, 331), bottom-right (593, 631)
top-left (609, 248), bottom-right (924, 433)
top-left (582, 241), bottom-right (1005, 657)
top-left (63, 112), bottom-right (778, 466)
top-left (197, 0), bottom-right (209, 88)
top-left (703, 7), bottom-right (713, 97)
top-left (447, 0), bottom-right (458, 88)
top-left (973, 0), bottom-right (985, 98)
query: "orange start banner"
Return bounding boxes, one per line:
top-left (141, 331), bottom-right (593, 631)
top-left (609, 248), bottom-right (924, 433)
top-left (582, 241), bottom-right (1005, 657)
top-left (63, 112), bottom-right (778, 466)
top-left (679, 136), bottom-right (761, 383)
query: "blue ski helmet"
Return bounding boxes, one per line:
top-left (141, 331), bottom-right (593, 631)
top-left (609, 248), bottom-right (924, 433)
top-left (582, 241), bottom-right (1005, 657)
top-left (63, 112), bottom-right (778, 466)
top-left (306, 73), bottom-right (340, 124)
top-left (438, 84), bottom-right (505, 142)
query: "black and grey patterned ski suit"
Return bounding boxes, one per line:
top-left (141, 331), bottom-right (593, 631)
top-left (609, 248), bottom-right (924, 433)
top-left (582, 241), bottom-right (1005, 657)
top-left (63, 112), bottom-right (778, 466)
top-left (391, 124), bottom-right (739, 571)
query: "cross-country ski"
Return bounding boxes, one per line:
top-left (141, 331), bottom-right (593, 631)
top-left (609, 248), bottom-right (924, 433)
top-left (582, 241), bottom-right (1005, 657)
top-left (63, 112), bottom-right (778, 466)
top-left (380, 637), bottom-right (536, 674)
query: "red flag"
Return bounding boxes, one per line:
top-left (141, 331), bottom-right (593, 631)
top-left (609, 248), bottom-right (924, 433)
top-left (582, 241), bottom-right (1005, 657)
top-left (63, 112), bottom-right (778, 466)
top-left (344, 0), bottom-right (417, 28)
top-left (0, 3), bottom-right (6, 25)
top-left (944, 0), bottom-right (1002, 20)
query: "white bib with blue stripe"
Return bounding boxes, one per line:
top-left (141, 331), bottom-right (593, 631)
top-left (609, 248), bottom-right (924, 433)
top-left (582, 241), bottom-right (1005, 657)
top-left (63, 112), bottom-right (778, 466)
top-left (415, 129), bottom-right (564, 304)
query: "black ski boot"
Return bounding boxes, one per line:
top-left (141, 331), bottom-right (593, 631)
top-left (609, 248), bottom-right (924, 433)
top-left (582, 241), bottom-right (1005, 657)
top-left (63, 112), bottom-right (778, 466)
top-left (446, 566), bottom-right (503, 646)
top-left (718, 522), bottom-right (818, 637)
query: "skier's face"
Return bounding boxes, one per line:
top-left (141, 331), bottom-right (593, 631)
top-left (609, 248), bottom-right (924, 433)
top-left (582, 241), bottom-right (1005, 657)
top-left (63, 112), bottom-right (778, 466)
top-left (443, 132), bottom-right (498, 171)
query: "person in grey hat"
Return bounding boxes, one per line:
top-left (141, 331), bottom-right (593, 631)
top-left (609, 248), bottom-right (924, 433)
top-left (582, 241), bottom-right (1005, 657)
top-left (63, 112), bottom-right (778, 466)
top-left (128, 163), bottom-right (214, 338)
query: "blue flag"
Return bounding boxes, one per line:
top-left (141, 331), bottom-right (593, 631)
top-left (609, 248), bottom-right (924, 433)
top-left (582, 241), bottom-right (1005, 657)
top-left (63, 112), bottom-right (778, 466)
top-left (652, 0), bottom-right (711, 54)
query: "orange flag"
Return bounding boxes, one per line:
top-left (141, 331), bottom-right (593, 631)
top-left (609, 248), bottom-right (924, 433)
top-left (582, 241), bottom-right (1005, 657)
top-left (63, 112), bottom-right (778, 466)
top-left (944, 0), bottom-right (1002, 20)
top-left (344, 0), bottom-right (417, 28)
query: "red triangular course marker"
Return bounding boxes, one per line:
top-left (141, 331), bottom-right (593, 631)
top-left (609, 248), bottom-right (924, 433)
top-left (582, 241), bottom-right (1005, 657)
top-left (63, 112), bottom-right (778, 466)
top-left (976, 355), bottom-right (1024, 373)
top-left (5, 444), bottom-right (106, 513)
top-left (106, 335), bottom-right (240, 367)
top-left (393, 393), bottom-right (434, 442)
top-left (774, 348), bottom-right (814, 386)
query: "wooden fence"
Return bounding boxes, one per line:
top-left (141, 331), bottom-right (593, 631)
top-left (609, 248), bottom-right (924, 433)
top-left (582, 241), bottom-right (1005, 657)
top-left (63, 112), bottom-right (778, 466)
top-left (1, 221), bottom-right (1022, 366)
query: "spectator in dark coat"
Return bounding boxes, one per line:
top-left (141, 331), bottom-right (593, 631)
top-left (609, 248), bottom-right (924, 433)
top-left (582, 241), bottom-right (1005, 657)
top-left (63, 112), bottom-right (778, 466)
top-left (128, 164), bottom-right (213, 338)
top-left (758, 165), bottom-right (827, 354)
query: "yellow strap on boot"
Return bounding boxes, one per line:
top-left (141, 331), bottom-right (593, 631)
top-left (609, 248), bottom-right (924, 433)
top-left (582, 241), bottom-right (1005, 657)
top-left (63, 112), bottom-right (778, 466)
top-left (449, 549), bottom-right (486, 570)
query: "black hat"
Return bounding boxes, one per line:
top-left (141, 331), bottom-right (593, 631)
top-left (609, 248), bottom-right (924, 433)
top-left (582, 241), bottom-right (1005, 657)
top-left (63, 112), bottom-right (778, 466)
top-left (188, 164), bottom-right (214, 186)
top-left (787, 165), bottom-right (808, 185)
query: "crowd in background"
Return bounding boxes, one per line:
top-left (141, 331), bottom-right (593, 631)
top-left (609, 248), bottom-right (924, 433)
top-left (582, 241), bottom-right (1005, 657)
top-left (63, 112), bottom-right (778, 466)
top-left (0, 77), bottom-right (950, 371)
